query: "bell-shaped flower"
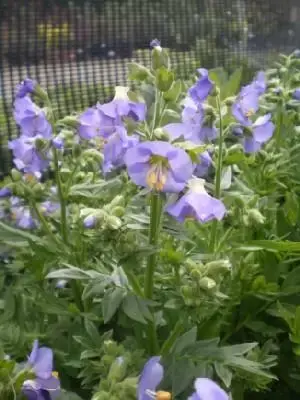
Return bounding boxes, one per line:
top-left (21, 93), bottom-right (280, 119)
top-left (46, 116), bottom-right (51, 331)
top-left (124, 141), bottom-right (194, 193)
top-left (15, 78), bottom-right (37, 98)
top-left (138, 357), bottom-right (171, 400)
top-left (194, 151), bottom-right (212, 178)
top-left (78, 107), bottom-right (115, 139)
top-left (166, 178), bottom-right (226, 223)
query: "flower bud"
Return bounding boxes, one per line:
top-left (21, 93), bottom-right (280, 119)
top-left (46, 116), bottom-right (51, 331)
top-left (58, 115), bottom-right (78, 128)
top-left (111, 206), bottom-right (125, 217)
top-left (154, 128), bottom-right (170, 141)
top-left (206, 260), bottom-right (231, 275)
top-left (190, 269), bottom-right (202, 279)
top-left (106, 215), bottom-right (122, 230)
top-left (109, 195), bottom-right (125, 208)
top-left (107, 356), bottom-right (127, 382)
top-left (198, 277), bottom-right (217, 290)
top-left (224, 96), bottom-right (236, 106)
top-left (72, 143), bottom-right (82, 158)
top-left (247, 209), bottom-right (265, 225)
top-left (181, 285), bottom-right (193, 298)
top-left (11, 169), bottom-right (22, 182)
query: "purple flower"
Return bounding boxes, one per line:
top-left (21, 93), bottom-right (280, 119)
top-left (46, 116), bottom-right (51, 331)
top-left (253, 71), bottom-right (266, 95)
top-left (188, 378), bottom-right (228, 400)
top-left (138, 357), bottom-right (170, 400)
top-left (83, 215), bottom-right (96, 228)
top-left (98, 87), bottom-right (146, 122)
top-left (150, 39), bottom-right (162, 49)
top-left (292, 88), bottom-right (300, 100)
top-left (252, 114), bottom-right (274, 143)
top-left (15, 78), bottom-right (36, 98)
top-left (194, 151), bottom-right (212, 178)
top-left (125, 141), bottom-right (194, 193)
top-left (40, 201), bottom-right (60, 216)
top-left (52, 136), bottom-right (64, 149)
top-left (243, 137), bottom-right (262, 153)
top-left (166, 178), bottom-right (226, 223)
top-left (232, 85), bottom-right (260, 126)
top-left (13, 97), bottom-right (52, 139)
top-left (103, 126), bottom-right (139, 173)
top-left (0, 187), bottom-right (11, 198)
top-left (9, 136), bottom-right (49, 174)
top-left (22, 340), bottom-right (60, 400)
top-left (189, 69), bottom-right (214, 103)
top-left (79, 107), bottom-right (111, 139)
top-left (12, 206), bottom-right (36, 229)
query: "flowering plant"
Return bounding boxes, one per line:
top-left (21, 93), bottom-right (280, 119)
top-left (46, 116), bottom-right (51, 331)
top-left (1, 43), bottom-right (300, 400)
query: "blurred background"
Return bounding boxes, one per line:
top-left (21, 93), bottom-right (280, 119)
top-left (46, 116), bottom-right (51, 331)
top-left (0, 0), bottom-right (299, 175)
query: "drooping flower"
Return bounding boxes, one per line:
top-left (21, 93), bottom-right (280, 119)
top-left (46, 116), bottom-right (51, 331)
top-left (188, 378), bottom-right (228, 400)
top-left (0, 187), bottom-right (11, 198)
top-left (138, 357), bottom-right (170, 400)
top-left (15, 78), bottom-right (37, 98)
top-left (103, 126), bottom-right (139, 173)
top-left (98, 86), bottom-right (146, 122)
top-left (9, 136), bottom-right (49, 174)
top-left (124, 141), bottom-right (194, 193)
top-left (189, 68), bottom-right (214, 103)
top-left (292, 88), bottom-right (300, 100)
top-left (13, 97), bottom-right (52, 139)
top-left (194, 151), bottom-right (212, 178)
top-left (166, 178), bottom-right (226, 223)
top-left (243, 137), bottom-right (262, 153)
top-left (22, 340), bottom-right (60, 400)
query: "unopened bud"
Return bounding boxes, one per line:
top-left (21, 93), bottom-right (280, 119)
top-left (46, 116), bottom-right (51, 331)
top-left (206, 260), bottom-right (231, 274)
top-left (11, 169), bottom-right (22, 182)
top-left (248, 209), bottom-right (265, 225)
top-left (198, 277), bottom-right (216, 290)
top-left (59, 115), bottom-right (78, 128)
top-left (111, 206), bottom-right (125, 217)
top-left (107, 356), bottom-right (127, 382)
top-left (106, 215), bottom-right (122, 230)
top-left (154, 128), bottom-right (170, 141)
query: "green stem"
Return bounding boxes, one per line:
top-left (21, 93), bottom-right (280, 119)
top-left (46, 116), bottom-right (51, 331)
top-left (144, 192), bottom-right (163, 354)
top-left (160, 320), bottom-right (184, 355)
top-left (209, 94), bottom-right (224, 252)
top-left (151, 89), bottom-right (160, 138)
top-left (144, 192), bottom-right (162, 299)
top-left (53, 148), bottom-right (68, 244)
top-left (275, 102), bottom-right (283, 149)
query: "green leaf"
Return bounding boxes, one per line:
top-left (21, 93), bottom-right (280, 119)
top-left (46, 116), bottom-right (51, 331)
top-left (173, 327), bottom-right (197, 354)
top-left (171, 358), bottom-right (195, 396)
top-left (282, 266), bottom-right (300, 292)
top-left (0, 221), bottom-right (43, 245)
top-left (221, 68), bottom-right (243, 99)
top-left (102, 287), bottom-right (125, 323)
top-left (156, 67), bottom-right (174, 92)
top-left (234, 240), bottom-right (300, 253)
top-left (163, 80), bottom-right (182, 102)
top-left (214, 362), bottom-right (233, 387)
top-left (122, 294), bottom-right (151, 324)
top-left (128, 62), bottom-right (153, 81)
top-left (283, 191), bottom-right (299, 226)
top-left (56, 392), bottom-right (83, 400)
top-left (221, 343), bottom-right (258, 357)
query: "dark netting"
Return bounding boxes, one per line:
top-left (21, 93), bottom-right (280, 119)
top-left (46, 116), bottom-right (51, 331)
top-left (0, 0), bottom-right (298, 176)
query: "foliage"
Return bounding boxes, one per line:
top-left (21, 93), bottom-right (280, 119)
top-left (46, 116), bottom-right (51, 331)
top-left (1, 44), bottom-right (300, 399)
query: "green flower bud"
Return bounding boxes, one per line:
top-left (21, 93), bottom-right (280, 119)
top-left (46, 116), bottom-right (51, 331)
top-left (198, 277), bottom-right (217, 291)
top-left (185, 258), bottom-right (198, 271)
top-left (58, 115), bottom-right (78, 128)
top-left (206, 260), bottom-right (231, 275)
top-left (224, 96), bottom-right (236, 106)
top-left (106, 215), bottom-right (122, 230)
top-left (190, 269), bottom-right (202, 279)
top-left (279, 67), bottom-right (287, 75)
top-left (152, 47), bottom-right (170, 71)
top-left (32, 182), bottom-right (43, 196)
top-left (76, 172), bottom-right (85, 182)
top-left (11, 169), bottom-right (22, 182)
top-left (181, 285), bottom-right (193, 298)
top-left (107, 357), bottom-right (127, 382)
top-left (248, 209), bottom-right (265, 225)
top-left (109, 195), bottom-right (125, 208)
top-left (154, 128), bottom-right (170, 141)
top-left (59, 168), bottom-right (71, 182)
top-left (111, 206), bottom-right (125, 217)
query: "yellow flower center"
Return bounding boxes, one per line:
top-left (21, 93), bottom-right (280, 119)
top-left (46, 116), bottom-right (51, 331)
top-left (24, 173), bottom-right (35, 183)
top-left (146, 156), bottom-right (169, 191)
top-left (52, 371), bottom-right (59, 378)
top-left (245, 108), bottom-right (255, 118)
top-left (156, 391), bottom-right (172, 400)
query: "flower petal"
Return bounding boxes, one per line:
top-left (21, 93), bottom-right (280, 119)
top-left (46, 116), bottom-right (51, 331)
top-left (194, 378), bottom-right (229, 400)
top-left (138, 357), bottom-right (163, 400)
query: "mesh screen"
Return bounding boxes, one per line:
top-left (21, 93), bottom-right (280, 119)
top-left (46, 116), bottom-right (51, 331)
top-left (0, 0), bottom-right (297, 176)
